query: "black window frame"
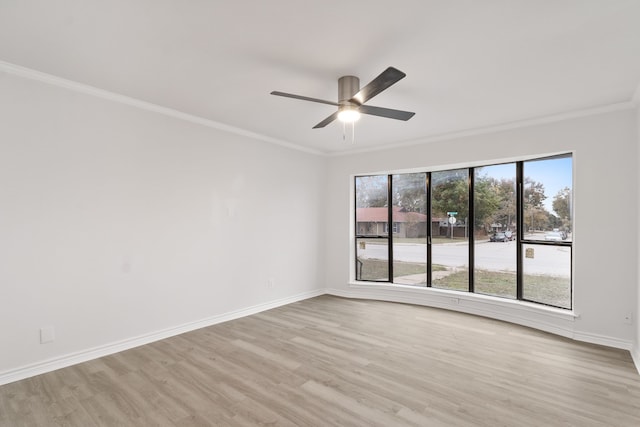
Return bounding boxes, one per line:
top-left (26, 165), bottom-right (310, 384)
top-left (354, 154), bottom-right (573, 310)
top-left (354, 175), bottom-right (392, 282)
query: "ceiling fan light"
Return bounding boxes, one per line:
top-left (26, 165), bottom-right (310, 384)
top-left (338, 107), bottom-right (361, 123)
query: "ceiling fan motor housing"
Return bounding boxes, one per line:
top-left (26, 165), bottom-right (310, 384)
top-left (338, 76), bottom-right (360, 107)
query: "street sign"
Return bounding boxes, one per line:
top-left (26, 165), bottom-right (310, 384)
top-left (448, 216), bottom-right (457, 224)
top-left (447, 211), bottom-right (458, 216)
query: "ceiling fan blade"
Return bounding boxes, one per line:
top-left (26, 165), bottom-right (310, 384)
top-left (313, 111), bottom-right (339, 128)
top-left (270, 91), bottom-right (339, 107)
top-left (358, 105), bottom-right (415, 121)
top-left (349, 67), bottom-right (406, 105)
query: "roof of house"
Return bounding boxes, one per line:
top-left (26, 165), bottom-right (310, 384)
top-left (356, 207), bottom-right (428, 223)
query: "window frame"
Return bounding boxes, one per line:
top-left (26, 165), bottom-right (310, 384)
top-left (516, 155), bottom-right (573, 308)
top-left (354, 175), bottom-right (392, 282)
top-left (353, 153), bottom-right (573, 310)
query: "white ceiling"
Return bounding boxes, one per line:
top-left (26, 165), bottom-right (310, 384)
top-left (1, 0), bottom-right (639, 154)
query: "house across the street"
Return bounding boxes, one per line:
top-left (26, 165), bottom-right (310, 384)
top-left (357, 207), bottom-right (430, 238)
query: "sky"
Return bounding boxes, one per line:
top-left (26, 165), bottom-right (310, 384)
top-left (524, 157), bottom-right (572, 213)
top-left (479, 156), bottom-right (572, 214)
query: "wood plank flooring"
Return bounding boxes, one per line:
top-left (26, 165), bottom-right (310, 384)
top-left (1, 295), bottom-right (639, 426)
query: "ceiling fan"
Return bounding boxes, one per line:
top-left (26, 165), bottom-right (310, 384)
top-left (270, 66), bottom-right (415, 129)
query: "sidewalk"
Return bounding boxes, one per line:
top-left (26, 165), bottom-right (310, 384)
top-left (394, 269), bottom-right (453, 285)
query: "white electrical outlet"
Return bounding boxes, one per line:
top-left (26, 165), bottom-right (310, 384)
top-left (40, 326), bottom-right (55, 344)
top-left (268, 278), bottom-right (275, 288)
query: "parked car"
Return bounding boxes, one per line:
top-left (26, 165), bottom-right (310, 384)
top-left (552, 228), bottom-right (568, 240)
top-left (544, 231), bottom-right (564, 241)
top-left (490, 232), bottom-right (509, 242)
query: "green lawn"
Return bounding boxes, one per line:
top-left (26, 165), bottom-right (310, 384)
top-left (357, 259), bottom-right (571, 308)
top-left (433, 269), bottom-right (571, 308)
top-left (357, 259), bottom-right (426, 281)
top-left (357, 259), bottom-right (444, 282)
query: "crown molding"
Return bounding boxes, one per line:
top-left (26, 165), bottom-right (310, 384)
top-left (2, 60), bottom-right (636, 159)
top-left (0, 60), bottom-right (325, 156)
top-left (330, 101), bottom-right (636, 157)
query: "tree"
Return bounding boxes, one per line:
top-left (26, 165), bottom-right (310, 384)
top-left (355, 175), bottom-right (387, 208)
top-left (524, 206), bottom-right (549, 231)
top-left (431, 171), bottom-right (503, 228)
top-left (546, 211), bottom-right (563, 229)
top-left (473, 176), bottom-right (501, 229)
top-left (471, 176), bottom-right (517, 233)
top-left (552, 187), bottom-right (571, 222)
top-left (522, 177), bottom-right (548, 231)
top-left (524, 177), bottom-right (546, 208)
top-left (392, 173), bottom-right (426, 213)
top-left (493, 178), bottom-right (517, 229)
top-left (432, 174), bottom-right (469, 219)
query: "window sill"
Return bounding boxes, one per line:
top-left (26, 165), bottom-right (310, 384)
top-left (346, 280), bottom-right (577, 323)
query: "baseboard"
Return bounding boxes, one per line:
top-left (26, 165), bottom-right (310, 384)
top-left (572, 331), bottom-right (633, 351)
top-left (632, 345), bottom-right (640, 375)
top-left (326, 285), bottom-right (636, 354)
top-left (2, 287), bottom-right (634, 386)
top-left (326, 285), bottom-right (578, 339)
top-left (0, 289), bottom-right (324, 386)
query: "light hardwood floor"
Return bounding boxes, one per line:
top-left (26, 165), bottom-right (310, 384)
top-left (1, 295), bottom-right (639, 426)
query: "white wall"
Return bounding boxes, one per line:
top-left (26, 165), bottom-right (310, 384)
top-left (1, 66), bottom-right (638, 382)
top-left (325, 109), bottom-right (638, 350)
top-left (0, 71), bottom-right (326, 382)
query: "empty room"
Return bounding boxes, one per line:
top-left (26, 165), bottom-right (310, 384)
top-left (1, 1), bottom-right (640, 425)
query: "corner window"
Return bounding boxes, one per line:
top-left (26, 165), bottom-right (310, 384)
top-left (354, 154), bottom-right (573, 309)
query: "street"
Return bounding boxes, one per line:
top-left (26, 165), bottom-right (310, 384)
top-left (358, 240), bottom-right (570, 277)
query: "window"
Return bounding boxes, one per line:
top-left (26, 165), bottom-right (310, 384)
top-left (392, 173), bottom-right (427, 285)
top-left (474, 163), bottom-right (517, 299)
top-left (383, 222), bottom-right (401, 234)
top-left (355, 175), bottom-right (389, 281)
top-left (431, 169), bottom-right (469, 291)
top-left (521, 156), bottom-right (572, 308)
top-left (354, 154), bottom-right (573, 309)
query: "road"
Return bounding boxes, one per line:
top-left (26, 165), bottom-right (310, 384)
top-left (358, 240), bottom-right (570, 277)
